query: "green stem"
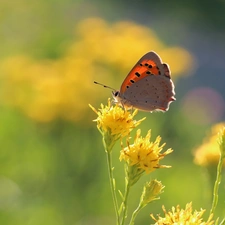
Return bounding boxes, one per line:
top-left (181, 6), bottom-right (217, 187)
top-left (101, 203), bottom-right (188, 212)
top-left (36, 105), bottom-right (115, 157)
top-left (121, 179), bottom-right (131, 225)
top-left (106, 150), bottom-right (120, 225)
top-left (219, 218), bottom-right (225, 225)
top-left (129, 204), bottom-right (143, 225)
top-left (210, 151), bottom-right (224, 216)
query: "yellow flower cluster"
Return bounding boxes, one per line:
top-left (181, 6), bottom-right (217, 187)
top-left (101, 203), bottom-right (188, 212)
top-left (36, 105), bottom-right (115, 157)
top-left (90, 100), bottom-right (144, 137)
top-left (151, 202), bottom-right (214, 225)
top-left (0, 17), bottom-right (194, 123)
top-left (120, 129), bottom-right (173, 174)
top-left (89, 100), bottom-right (145, 151)
top-left (194, 122), bottom-right (225, 167)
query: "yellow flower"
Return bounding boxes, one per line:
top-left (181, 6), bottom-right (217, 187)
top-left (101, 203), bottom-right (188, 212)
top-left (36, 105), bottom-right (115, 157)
top-left (120, 129), bottom-right (173, 174)
top-left (151, 202), bottom-right (214, 225)
top-left (194, 122), bottom-right (225, 167)
top-left (89, 99), bottom-right (145, 152)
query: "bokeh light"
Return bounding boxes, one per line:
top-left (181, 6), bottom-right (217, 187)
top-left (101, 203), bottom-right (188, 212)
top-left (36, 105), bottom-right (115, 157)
top-left (181, 87), bottom-right (225, 125)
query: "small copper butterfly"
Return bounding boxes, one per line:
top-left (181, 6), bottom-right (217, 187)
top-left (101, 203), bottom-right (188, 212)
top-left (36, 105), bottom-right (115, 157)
top-left (95, 51), bottom-right (176, 112)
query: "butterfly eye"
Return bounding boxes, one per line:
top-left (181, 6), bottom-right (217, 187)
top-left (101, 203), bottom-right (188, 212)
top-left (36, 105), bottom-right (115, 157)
top-left (113, 91), bottom-right (119, 97)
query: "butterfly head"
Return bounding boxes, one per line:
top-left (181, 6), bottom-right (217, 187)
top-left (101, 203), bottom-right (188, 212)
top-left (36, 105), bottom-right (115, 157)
top-left (112, 90), bottom-right (121, 103)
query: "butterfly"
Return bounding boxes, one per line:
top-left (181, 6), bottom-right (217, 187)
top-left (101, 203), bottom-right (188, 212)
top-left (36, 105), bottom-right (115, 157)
top-left (94, 51), bottom-right (176, 112)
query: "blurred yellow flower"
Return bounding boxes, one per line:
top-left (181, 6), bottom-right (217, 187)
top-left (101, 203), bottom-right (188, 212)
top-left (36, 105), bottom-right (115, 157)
top-left (194, 122), bottom-right (225, 167)
top-left (0, 17), bottom-right (194, 123)
top-left (151, 202), bottom-right (214, 225)
top-left (89, 100), bottom-right (145, 151)
top-left (120, 129), bottom-right (173, 173)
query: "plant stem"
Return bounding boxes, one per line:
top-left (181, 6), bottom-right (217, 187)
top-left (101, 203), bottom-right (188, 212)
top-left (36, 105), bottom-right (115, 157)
top-left (219, 218), bottom-right (225, 225)
top-left (106, 150), bottom-right (120, 225)
top-left (121, 178), bottom-right (131, 225)
top-left (129, 204), bottom-right (143, 225)
top-left (210, 151), bottom-right (224, 216)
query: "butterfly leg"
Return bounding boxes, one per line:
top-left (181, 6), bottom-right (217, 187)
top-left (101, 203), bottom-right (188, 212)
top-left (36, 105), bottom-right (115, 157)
top-left (112, 97), bottom-right (127, 112)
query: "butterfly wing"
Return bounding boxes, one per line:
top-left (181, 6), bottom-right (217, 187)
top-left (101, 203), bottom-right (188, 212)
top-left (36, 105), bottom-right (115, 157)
top-left (119, 52), bottom-right (175, 111)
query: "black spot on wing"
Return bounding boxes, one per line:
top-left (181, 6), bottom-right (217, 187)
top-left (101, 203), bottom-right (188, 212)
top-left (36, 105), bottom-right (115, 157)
top-left (135, 72), bottom-right (141, 77)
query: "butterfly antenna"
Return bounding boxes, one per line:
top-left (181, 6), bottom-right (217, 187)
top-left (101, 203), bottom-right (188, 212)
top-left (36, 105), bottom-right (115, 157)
top-left (94, 81), bottom-right (116, 91)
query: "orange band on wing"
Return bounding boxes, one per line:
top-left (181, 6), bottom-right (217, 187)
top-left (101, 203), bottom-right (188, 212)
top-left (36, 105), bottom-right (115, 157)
top-left (120, 59), bottom-right (160, 93)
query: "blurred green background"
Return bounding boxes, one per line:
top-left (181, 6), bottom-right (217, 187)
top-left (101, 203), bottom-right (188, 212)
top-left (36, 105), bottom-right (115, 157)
top-left (0, 0), bottom-right (225, 224)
